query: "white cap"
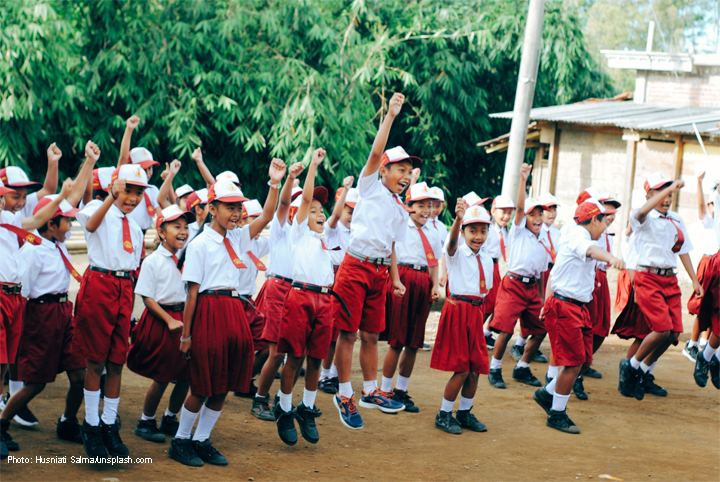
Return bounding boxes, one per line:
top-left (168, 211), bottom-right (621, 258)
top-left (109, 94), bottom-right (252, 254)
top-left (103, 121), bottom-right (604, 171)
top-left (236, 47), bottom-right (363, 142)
top-left (380, 146), bottom-right (422, 168)
top-left (208, 180), bottom-right (248, 203)
top-left (111, 164), bottom-right (149, 187)
top-left (537, 192), bottom-right (559, 207)
top-left (492, 194), bottom-right (515, 209)
top-left (93, 167), bottom-right (115, 191)
top-left (463, 191), bottom-right (490, 207)
top-left (175, 184), bottom-right (194, 199)
top-left (195, 188), bottom-right (209, 203)
top-left (462, 205), bottom-right (492, 226)
top-left (291, 186), bottom-right (303, 200)
top-left (216, 170), bottom-right (240, 185)
top-left (345, 188), bottom-right (359, 207)
top-left (243, 199), bottom-right (263, 217)
top-left (643, 172), bottom-right (672, 193)
top-left (0, 166), bottom-right (42, 189)
top-left (576, 186), bottom-right (602, 204)
top-left (157, 204), bottom-right (196, 227)
top-left (41, 194), bottom-right (79, 217)
top-left (429, 186), bottom-right (445, 202)
top-left (524, 197), bottom-right (547, 214)
top-left (406, 182), bottom-right (433, 202)
top-left (129, 147), bottom-right (159, 168)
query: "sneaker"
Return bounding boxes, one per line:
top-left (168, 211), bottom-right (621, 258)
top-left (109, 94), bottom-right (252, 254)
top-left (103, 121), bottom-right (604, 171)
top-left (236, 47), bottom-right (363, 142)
top-left (193, 439), bottom-right (228, 466)
top-left (250, 395), bottom-right (275, 421)
top-left (0, 419), bottom-right (19, 451)
top-left (101, 419), bottom-right (130, 457)
top-left (488, 368), bottom-right (506, 389)
top-left (56, 417), bottom-right (83, 444)
top-left (390, 389), bottom-right (418, 413)
top-left (545, 373), bottom-right (553, 385)
top-left (333, 394), bottom-right (363, 430)
top-left (456, 408), bottom-right (487, 432)
top-left (318, 377), bottom-right (338, 395)
top-left (168, 437), bottom-right (204, 467)
top-left (159, 414), bottom-right (180, 436)
top-left (0, 393), bottom-right (39, 427)
top-left (512, 366), bottom-right (542, 387)
top-left (694, 352), bottom-right (712, 388)
top-left (633, 369), bottom-right (645, 401)
top-left (583, 367), bottom-right (602, 379)
top-left (546, 409), bottom-right (580, 434)
top-left (294, 402), bottom-right (320, 444)
top-left (485, 333), bottom-right (495, 350)
top-left (273, 402), bottom-right (297, 446)
top-left (135, 418), bottom-right (166, 443)
top-left (682, 342), bottom-right (699, 363)
top-left (711, 357), bottom-right (720, 389)
top-left (359, 389), bottom-right (405, 413)
top-left (510, 345), bottom-right (524, 361)
top-left (434, 410), bottom-right (461, 435)
top-left (642, 373), bottom-right (667, 397)
top-left (81, 420), bottom-right (108, 460)
top-left (618, 358), bottom-right (635, 397)
top-left (421, 343), bottom-right (432, 351)
top-left (532, 349), bottom-right (548, 363)
top-left (532, 387), bottom-right (553, 414)
top-left (234, 380), bottom-right (258, 398)
top-left (572, 376), bottom-right (588, 401)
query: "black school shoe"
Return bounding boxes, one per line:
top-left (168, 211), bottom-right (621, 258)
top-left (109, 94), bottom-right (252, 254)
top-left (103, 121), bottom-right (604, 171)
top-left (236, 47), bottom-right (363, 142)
top-left (532, 387), bottom-right (553, 414)
top-left (633, 369), bottom-right (645, 401)
top-left (512, 366), bottom-right (542, 387)
top-left (618, 358), bottom-right (637, 397)
top-left (81, 420), bottom-right (108, 460)
top-left (318, 377), bottom-right (339, 394)
top-left (711, 357), bottom-right (720, 389)
top-left (135, 418), bottom-right (166, 443)
top-left (456, 408), bottom-right (487, 432)
top-left (101, 419), bottom-right (130, 457)
top-left (434, 410), bottom-right (461, 435)
top-left (694, 353), bottom-right (713, 388)
top-left (56, 417), bottom-right (83, 444)
top-left (642, 373), bottom-right (667, 397)
top-left (1, 441), bottom-right (7, 459)
top-left (273, 403), bottom-right (298, 446)
top-left (572, 376), bottom-right (588, 400)
top-left (390, 389), bottom-right (419, 413)
top-left (160, 414), bottom-right (180, 436)
top-left (168, 437), bottom-right (203, 467)
top-left (193, 439), bottom-right (228, 466)
top-left (0, 393), bottom-right (39, 427)
top-left (546, 409), bottom-right (580, 434)
top-left (0, 419), bottom-right (19, 451)
top-left (485, 333), bottom-right (495, 350)
top-left (294, 402), bottom-right (320, 444)
top-left (584, 367), bottom-right (602, 379)
top-left (532, 349), bottom-right (548, 363)
top-left (488, 369), bottom-right (506, 389)
top-left (510, 345), bottom-right (524, 361)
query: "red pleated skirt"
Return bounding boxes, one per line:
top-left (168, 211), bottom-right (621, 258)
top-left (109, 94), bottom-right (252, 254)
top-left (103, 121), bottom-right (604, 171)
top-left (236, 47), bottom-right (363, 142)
top-left (588, 269), bottom-right (611, 338)
top-left (381, 265), bottom-right (433, 349)
top-left (698, 251), bottom-right (720, 336)
top-left (483, 263), bottom-right (502, 315)
top-left (128, 308), bottom-right (190, 383)
top-left (430, 296), bottom-right (488, 374)
top-left (688, 254), bottom-right (712, 315)
top-left (611, 274), bottom-right (650, 340)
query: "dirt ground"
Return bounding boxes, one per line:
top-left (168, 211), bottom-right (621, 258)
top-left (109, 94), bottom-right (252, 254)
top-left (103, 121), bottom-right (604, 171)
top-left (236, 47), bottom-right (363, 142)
top-left (1, 252), bottom-right (719, 482)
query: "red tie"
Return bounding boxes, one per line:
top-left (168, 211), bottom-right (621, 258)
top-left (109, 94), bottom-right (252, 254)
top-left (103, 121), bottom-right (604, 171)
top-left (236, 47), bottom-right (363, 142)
top-left (224, 237), bottom-right (247, 269)
top-left (144, 192), bottom-right (156, 217)
top-left (433, 219), bottom-right (437, 230)
top-left (246, 251), bottom-right (267, 271)
top-left (56, 243), bottom-right (82, 282)
top-left (477, 255), bottom-right (488, 295)
top-left (0, 224), bottom-right (42, 246)
top-left (417, 227), bottom-right (439, 267)
top-left (394, 195), bottom-right (414, 213)
top-left (321, 239), bottom-right (341, 251)
top-left (499, 230), bottom-right (506, 262)
top-left (171, 254), bottom-right (183, 272)
top-left (540, 231), bottom-right (556, 263)
top-left (122, 216), bottom-right (134, 253)
top-left (661, 216), bottom-right (684, 253)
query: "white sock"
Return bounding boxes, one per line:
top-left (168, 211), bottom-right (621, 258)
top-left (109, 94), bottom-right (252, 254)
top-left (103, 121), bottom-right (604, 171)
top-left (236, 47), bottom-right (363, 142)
top-left (545, 377), bottom-right (557, 395)
top-left (303, 388), bottom-right (317, 409)
top-left (484, 329), bottom-right (492, 337)
top-left (9, 380), bottom-right (23, 397)
top-left (191, 405), bottom-right (221, 442)
top-left (699, 337), bottom-right (709, 347)
top-left (329, 364), bottom-right (338, 378)
top-left (164, 408), bottom-right (177, 417)
top-left (639, 361), bottom-right (651, 373)
top-left (648, 361), bottom-right (657, 374)
top-left (83, 389), bottom-right (101, 426)
top-left (279, 390), bottom-right (293, 412)
top-left (517, 360), bottom-right (530, 369)
top-left (440, 398), bottom-right (454, 413)
top-left (320, 367), bottom-right (331, 379)
top-left (458, 396), bottom-right (474, 411)
top-left (630, 356), bottom-right (641, 369)
top-left (551, 393), bottom-right (570, 412)
top-left (141, 413), bottom-right (155, 421)
top-left (514, 336), bottom-right (527, 347)
top-left (687, 340), bottom-right (698, 348)
top-left (490, 357), bottom-right (502, 370)
top-left (363, 379), bottom-right (377, 394)
top-left (381, 376), bottom-right (393, 393)
top-left (703, 343), bottom-right (718, 362)
top-left (547, 365), bottom-right (558, 379)
top-left (175, 406), bottom-right (200, 439)
top-left (60, 414), bottom-right (68, 422)
top-left (395, 375), bottom-right (410, 392)
top-left (101, 396), bottom-right (120, 425)
top-left (338, 381), bottom-right (353, 398)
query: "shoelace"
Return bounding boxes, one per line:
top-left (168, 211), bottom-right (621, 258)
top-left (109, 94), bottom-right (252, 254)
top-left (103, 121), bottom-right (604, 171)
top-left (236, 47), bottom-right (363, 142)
top-left (340, 395), bottom-right (358, 414)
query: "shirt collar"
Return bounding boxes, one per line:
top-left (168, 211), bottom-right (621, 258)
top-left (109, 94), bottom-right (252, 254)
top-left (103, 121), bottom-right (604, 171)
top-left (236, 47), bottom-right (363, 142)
top-left (155, 245), bottom-right (173, 257)
top-left (109, 204), bottom-right (125, 218)
top-left (649, 209), bottom-right (677, 220)
top-left (205, 227), bottom-right (225, 243)
top-left (459, 241), bottom-right (480, 258)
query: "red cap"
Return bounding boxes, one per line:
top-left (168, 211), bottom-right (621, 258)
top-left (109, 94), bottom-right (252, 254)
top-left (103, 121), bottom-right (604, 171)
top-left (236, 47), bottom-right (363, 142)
top-left (313, 186), bottom-right (328, 206)
top-left (0, 167), bottom-right (43, 189)
top-left (574, 199), bottom-right (616, 223)
top-left (32, 195), bottom-right (80, 219)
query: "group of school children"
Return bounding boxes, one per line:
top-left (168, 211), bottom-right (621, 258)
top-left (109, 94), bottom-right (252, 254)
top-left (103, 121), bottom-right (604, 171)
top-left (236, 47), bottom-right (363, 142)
top-left (0, 93), bottom-right (718, 466)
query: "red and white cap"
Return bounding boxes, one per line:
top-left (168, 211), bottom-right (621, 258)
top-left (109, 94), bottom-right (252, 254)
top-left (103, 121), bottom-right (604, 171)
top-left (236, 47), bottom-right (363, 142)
top-left (92, 167), bottom-right (115, 191)
top-left (175, 184), bottom-right (194, 199)
top-left (463, 191), bottom-right (491, 207)
top-left (0, 179), bottom-right (16, 196)
top-left (32, 194), bottom-right (80, 218)
top-left (405, 182), bottom-right (433, 202)
top-left (598, 193), bottom-right (621, 208)
top-left (462, 205), bottom-right (492, 226)
top-left (492, 194), bottom-right (515, 210)
top-left (334, 187), bottom-right (359, 208)
top-left (537, 192), bottom-right (559, 207)
top-left (242, 199), bottom-right (263, 218)
top-left (216, 171), bottom-right (241, 186)
top-left (129, 147), bottom-right (159, 169)
top-left (524, 197), bottom-right (548, 214)
top-left (574, 198), bottom-right (616, 223)
top-left (576, 186), bottom-right (602, 205)
top-left (0, 166), bottom-right (42, 189)
top-left (185, 188), bottom-right (208, 211)
top-left (288, 195), bottom-right (302, 224)
top-left (291, 186), bottom-right (303, 200)
top-left (429, 186), bottom-right (445, 202)
top-left (643, 172), bottom-right (673, 193)
top-left (208, 180), bottom-right (249, 203)
top-left (111, 164), bottom-right (149, 187)
top-left (156, 205), bottom-right (196, 228)
top-left (380, 146), bottom-right (422, 168)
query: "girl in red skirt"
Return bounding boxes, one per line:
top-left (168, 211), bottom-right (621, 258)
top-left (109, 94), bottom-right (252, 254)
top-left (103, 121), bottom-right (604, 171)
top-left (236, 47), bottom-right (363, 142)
top-left (381, 182), bottom-right (441, 412)
top-left (431, 200), bottom-right (493, 435)
top-left (169, 161), bottom-right (285, 468)
top-left (128, 205), bottom-right (195, 443)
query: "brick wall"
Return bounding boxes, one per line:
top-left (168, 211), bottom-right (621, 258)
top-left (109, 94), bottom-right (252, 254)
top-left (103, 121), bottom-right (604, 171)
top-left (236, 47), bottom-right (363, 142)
top-left (645, 68), bottom-right (720, 107)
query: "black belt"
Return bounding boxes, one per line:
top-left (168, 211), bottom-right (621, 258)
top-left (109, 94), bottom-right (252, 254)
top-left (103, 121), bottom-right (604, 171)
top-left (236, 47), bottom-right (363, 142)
top-left (29, 293), bottom-right (69, 304)
top-left (449, 294), bottom-right (484, 306)
top-left (398, 262), bottom-right (428, 272)
top-left (554, 293), bottom-right (587, 307)
top-left (507, 272), bottom-right (537, 284)
top-left (159, 303), bottom-right (185, 312)
top-left (636, 266), bottom-right (675, 277)
top-left (0, 283), bottom-right (22, 295)
top-left (291, 282), bottom-right (351, 317)
top-left (270, 274), bottom-right (293, 283)
top-left (199, 289), bottom-right (241, 298)
top-left (90, 266), bottom-right (133, 279)
top-left (347, 249), bottom-right (391, 266)
top-left (492, 258), bottom-right (499, 264)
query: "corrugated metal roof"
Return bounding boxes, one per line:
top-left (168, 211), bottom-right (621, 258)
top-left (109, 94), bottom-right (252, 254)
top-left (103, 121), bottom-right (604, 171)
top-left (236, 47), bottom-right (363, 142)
top-left (490, 101), bottom-right (720, 134)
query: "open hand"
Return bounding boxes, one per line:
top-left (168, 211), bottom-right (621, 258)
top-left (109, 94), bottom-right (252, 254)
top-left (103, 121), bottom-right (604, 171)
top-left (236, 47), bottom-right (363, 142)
top-left (697, 171), bottom-right (706, 182)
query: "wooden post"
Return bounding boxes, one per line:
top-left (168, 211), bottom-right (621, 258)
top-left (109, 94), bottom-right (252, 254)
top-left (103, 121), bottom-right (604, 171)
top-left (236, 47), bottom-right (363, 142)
top-left (672, 136), bottom-right (684, 211)
top-left (548, 126), bottom-right (561, 194)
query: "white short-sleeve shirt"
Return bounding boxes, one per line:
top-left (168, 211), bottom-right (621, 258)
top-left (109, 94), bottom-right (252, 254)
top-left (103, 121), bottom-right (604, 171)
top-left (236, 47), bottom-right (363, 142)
top-left (445, 242), bottom-right (494, 297)
top-left (507, 216), bottom-right (553, 279)
top-left (290, 217), bottom-right (334, 287)
top-left (238, 237), bottom-right (270, 296)
top-left (127, 184), bottom-right (160, 231)
top-left (484, 223), bottom-right (509, 260)
top-left (429, 217), bottom-right (448, 247)
top-left (267, 214), bottom-right (293, 279)
top-left (549, 224), bottom-right (597, 303)
top-left (0, 210), bottom-right (25, 284)
top-left (325, 222), bottom-right (351, 267)
top-left (594, 230), bottom-right (614, 271)
top-left (181, 225), bottom-right (252, 292)
top-left (623, 232), bottom-right (638, 270)
top-left (395, 218), bottom-right (443, 267)
top-left (135, 245), bottom-right (186, 305)
top-left (630, 209), bottom-right (693, 269)
top-left (20, 237), bottom-right (72, 298)
top-left (76, 200), bottom-right (142, 271)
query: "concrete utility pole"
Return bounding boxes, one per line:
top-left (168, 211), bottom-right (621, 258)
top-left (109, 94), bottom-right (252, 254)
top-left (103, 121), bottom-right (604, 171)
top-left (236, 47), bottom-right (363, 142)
top-left (500, 0), bottom-right (545, 200)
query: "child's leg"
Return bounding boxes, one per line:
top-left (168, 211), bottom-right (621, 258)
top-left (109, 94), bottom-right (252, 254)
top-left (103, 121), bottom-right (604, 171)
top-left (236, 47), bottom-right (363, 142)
top-left (547, 349), bottom-right (558, 380)
top-left (519, 334), bottom-right (545, 364)
top-left (591, 334), bottom-right (605, 354)
top-left (492, 332), bottom-right (512, 360)
top-left (101, 361), bottom-right (123, 425)
top-left (460, 373), bottom-right (479, 401)
top-left (256, 342), bottom-right (284, 397)
top-left (64, 369), bottom-right (86, 420)
top-left (168, 381), bottom-right (191, 414)
top-left (335, 330), bottom-right (357, 397)
top-left (252, 348), bottom-right (270, 378)
top-left (691, 318), bottom-right (701, 343)
top-left (381, 346), bottom-right (403, 391)
top-left (142, 381), bottom-right (169, 418)
top-left (631, 330), bottom-right (671, 367)
top-left (642, 332), bottom-right (680, 366)
top-left (191, 393), bottom-right (227, 442)
top-left (304, 356), bottom-right (322, 393)
top-left (626, 338), bottom-right (642, 359)
top-left (359, 330), bottom-right (379, 392)
top-left (442, 372), bottom-right (470, 406)
top-left (175, 393), bottom-right (207, 439)
top-left (84, 360), bottom-right (105, 425)
top-left (0, 382), bottom-right (45, 421)
top-left (398, 347), bottom-right (418, 380)
top-left (322, 342), bottom-right (336, 372)
top-left (279, 354), bottom-right (304, 411)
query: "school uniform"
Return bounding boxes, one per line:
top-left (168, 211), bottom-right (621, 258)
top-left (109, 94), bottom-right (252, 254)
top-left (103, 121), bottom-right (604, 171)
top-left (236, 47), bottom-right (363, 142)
top-left (611, 233), bottom-right (651, 340)
top-left (480, 227), bottom-right (502, 315)
top-left (0, 210), bottom-right (27, 365)
top-left (238, 236), bottom-right (270, 352)
top-left (539, 224), bottom-right (560, 295)
top-left (260, 214), bottom-right (294, 343)
top-left (688, 209), bottom-right (718, 315)
top-left (324, 221), bottom-right (351, 343)
top-left (429, 217), bottom-right (448, 245)
top-left (587, 230), bottom-right (613, 338)
top-left (127, 184), bottom-right (160, 231)
top-left (127, 245), bottom-right (189, 383)
top-left (697, 191), bottom-right (720, 336)
top-left (383, 218), bottom-right (442, 349)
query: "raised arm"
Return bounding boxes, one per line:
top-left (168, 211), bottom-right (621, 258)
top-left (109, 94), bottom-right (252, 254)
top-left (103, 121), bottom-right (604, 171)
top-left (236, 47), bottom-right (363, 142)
top-left (68, 141), bottom-right (100, 207)
top-left (248, 158), bottom-right (287, 239)
top-left (697, 171), bottom-right (707, 220)
top-left (117, 115), bottom-right (140, 168)
top-left (364, 93), bottom-right (405, 178)
top-left (634, 180), bottom-right (683, 224)
top-left (296, 149), bottom-right (325, 226)
top-left (327, 175), bottom-right (353, 229)
top-left (514, 163), bottom-right (532, 226)
top-left (157, 160), bottom-right (181, 209)
top-left (276, 162), bottom-right (304, 227)
top-left (21, 179), bottom-right (73, 230)
top-left (446, 199), bottom-right (466, 257)
top-left (191, 148), bottom-right (216, 188)
top-left (37, 143), bottom-right (61, 199)
top-left (86, 180), bottom-right (128, 233)
top-left (409, 168), bottom-right (421, 188)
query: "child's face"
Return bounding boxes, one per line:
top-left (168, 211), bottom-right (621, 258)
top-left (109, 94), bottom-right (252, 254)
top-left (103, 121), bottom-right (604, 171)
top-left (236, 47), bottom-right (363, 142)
top-left (3, 187), bottom-right (28, 213)
top-left (212, 201), bottom-right (242, 231)
top-left (115, 185), bottom-right (146, 214)
top-left (647, 189), bottom-right (672, 215)
top-left (431, 200), bottom-right (444, 219)
top-left (340, 205), bottom-right (354, 227)
top-left (308, 200), bottom-right (326, 234)
top-left (492, 207), bottom-right (513, 227)
top-left (380, 161), bottom-right (413, 195)
top-left (525, 207), bottom-right (544, 235)
top-left (602, 203), bottom-right (615, 226)
top-left (587, 216), bottom-right (606, 240)
top-left (177, 196), bottom-right (188, 212)
top-left (542, 206), bottom-right (557, 226)
top-left (462, 223), bottom-right (489, 253)
top-left (409, 199), bottom-right (432, 226)
top-left (194, 204), bottom-right (207, 225)
top-left (144, 166), bottom-right (154, 180)
top-left (160, 217), bottom-right (189, 251)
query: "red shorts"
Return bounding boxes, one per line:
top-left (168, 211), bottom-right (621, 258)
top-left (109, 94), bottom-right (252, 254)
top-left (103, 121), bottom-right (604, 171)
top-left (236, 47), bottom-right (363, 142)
top-left (0, 290), bottom-right (24, 365)
top-left (698, 251), bottom-right (720, 336)
top-left (277, 288), bottom-right (333, 360)
top-left (127, 308), bottom-right (189, 383)
top-left (634, 271), bottom-right (683, 333)
top-left (189, 294), bottom-right (254, 397)
top-left (72, 269), bottom-right (134, 365)
top-left (332, 254), bottom-right (389, 334)
top-left (483, 263), bottom-right (502, 316)
top-left (588, 269), bottom-right (611, 338)
top-left (430, 296), bottom-right (488, 374)
top-left (614, 269), bottom-right (632, 314)
top-left (688, 255), bottom-right (712, 315)
top-left (544, 296), bottom-right (592, 367)
top-left (260, 277), bottom-right (292, 343)
top-left (242, 298), bottom-right (268, 352)
top-left (490, 276), bottom-right (545, 336)
top-left (381, 266), bottom-right (433, 349)
top-left (254, 279), bottom-right (268, 313)
top-left (18, 300), bottom-right (86, 383)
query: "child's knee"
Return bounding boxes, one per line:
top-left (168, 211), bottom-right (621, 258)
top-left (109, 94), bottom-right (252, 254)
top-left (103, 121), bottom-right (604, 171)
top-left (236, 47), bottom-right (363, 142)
top-left (360, 331), bottom-right (378, 345)
top-left (67, 370), bottom-right (85, 388)
top-left (105, 362), bottom-right (123, 376)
